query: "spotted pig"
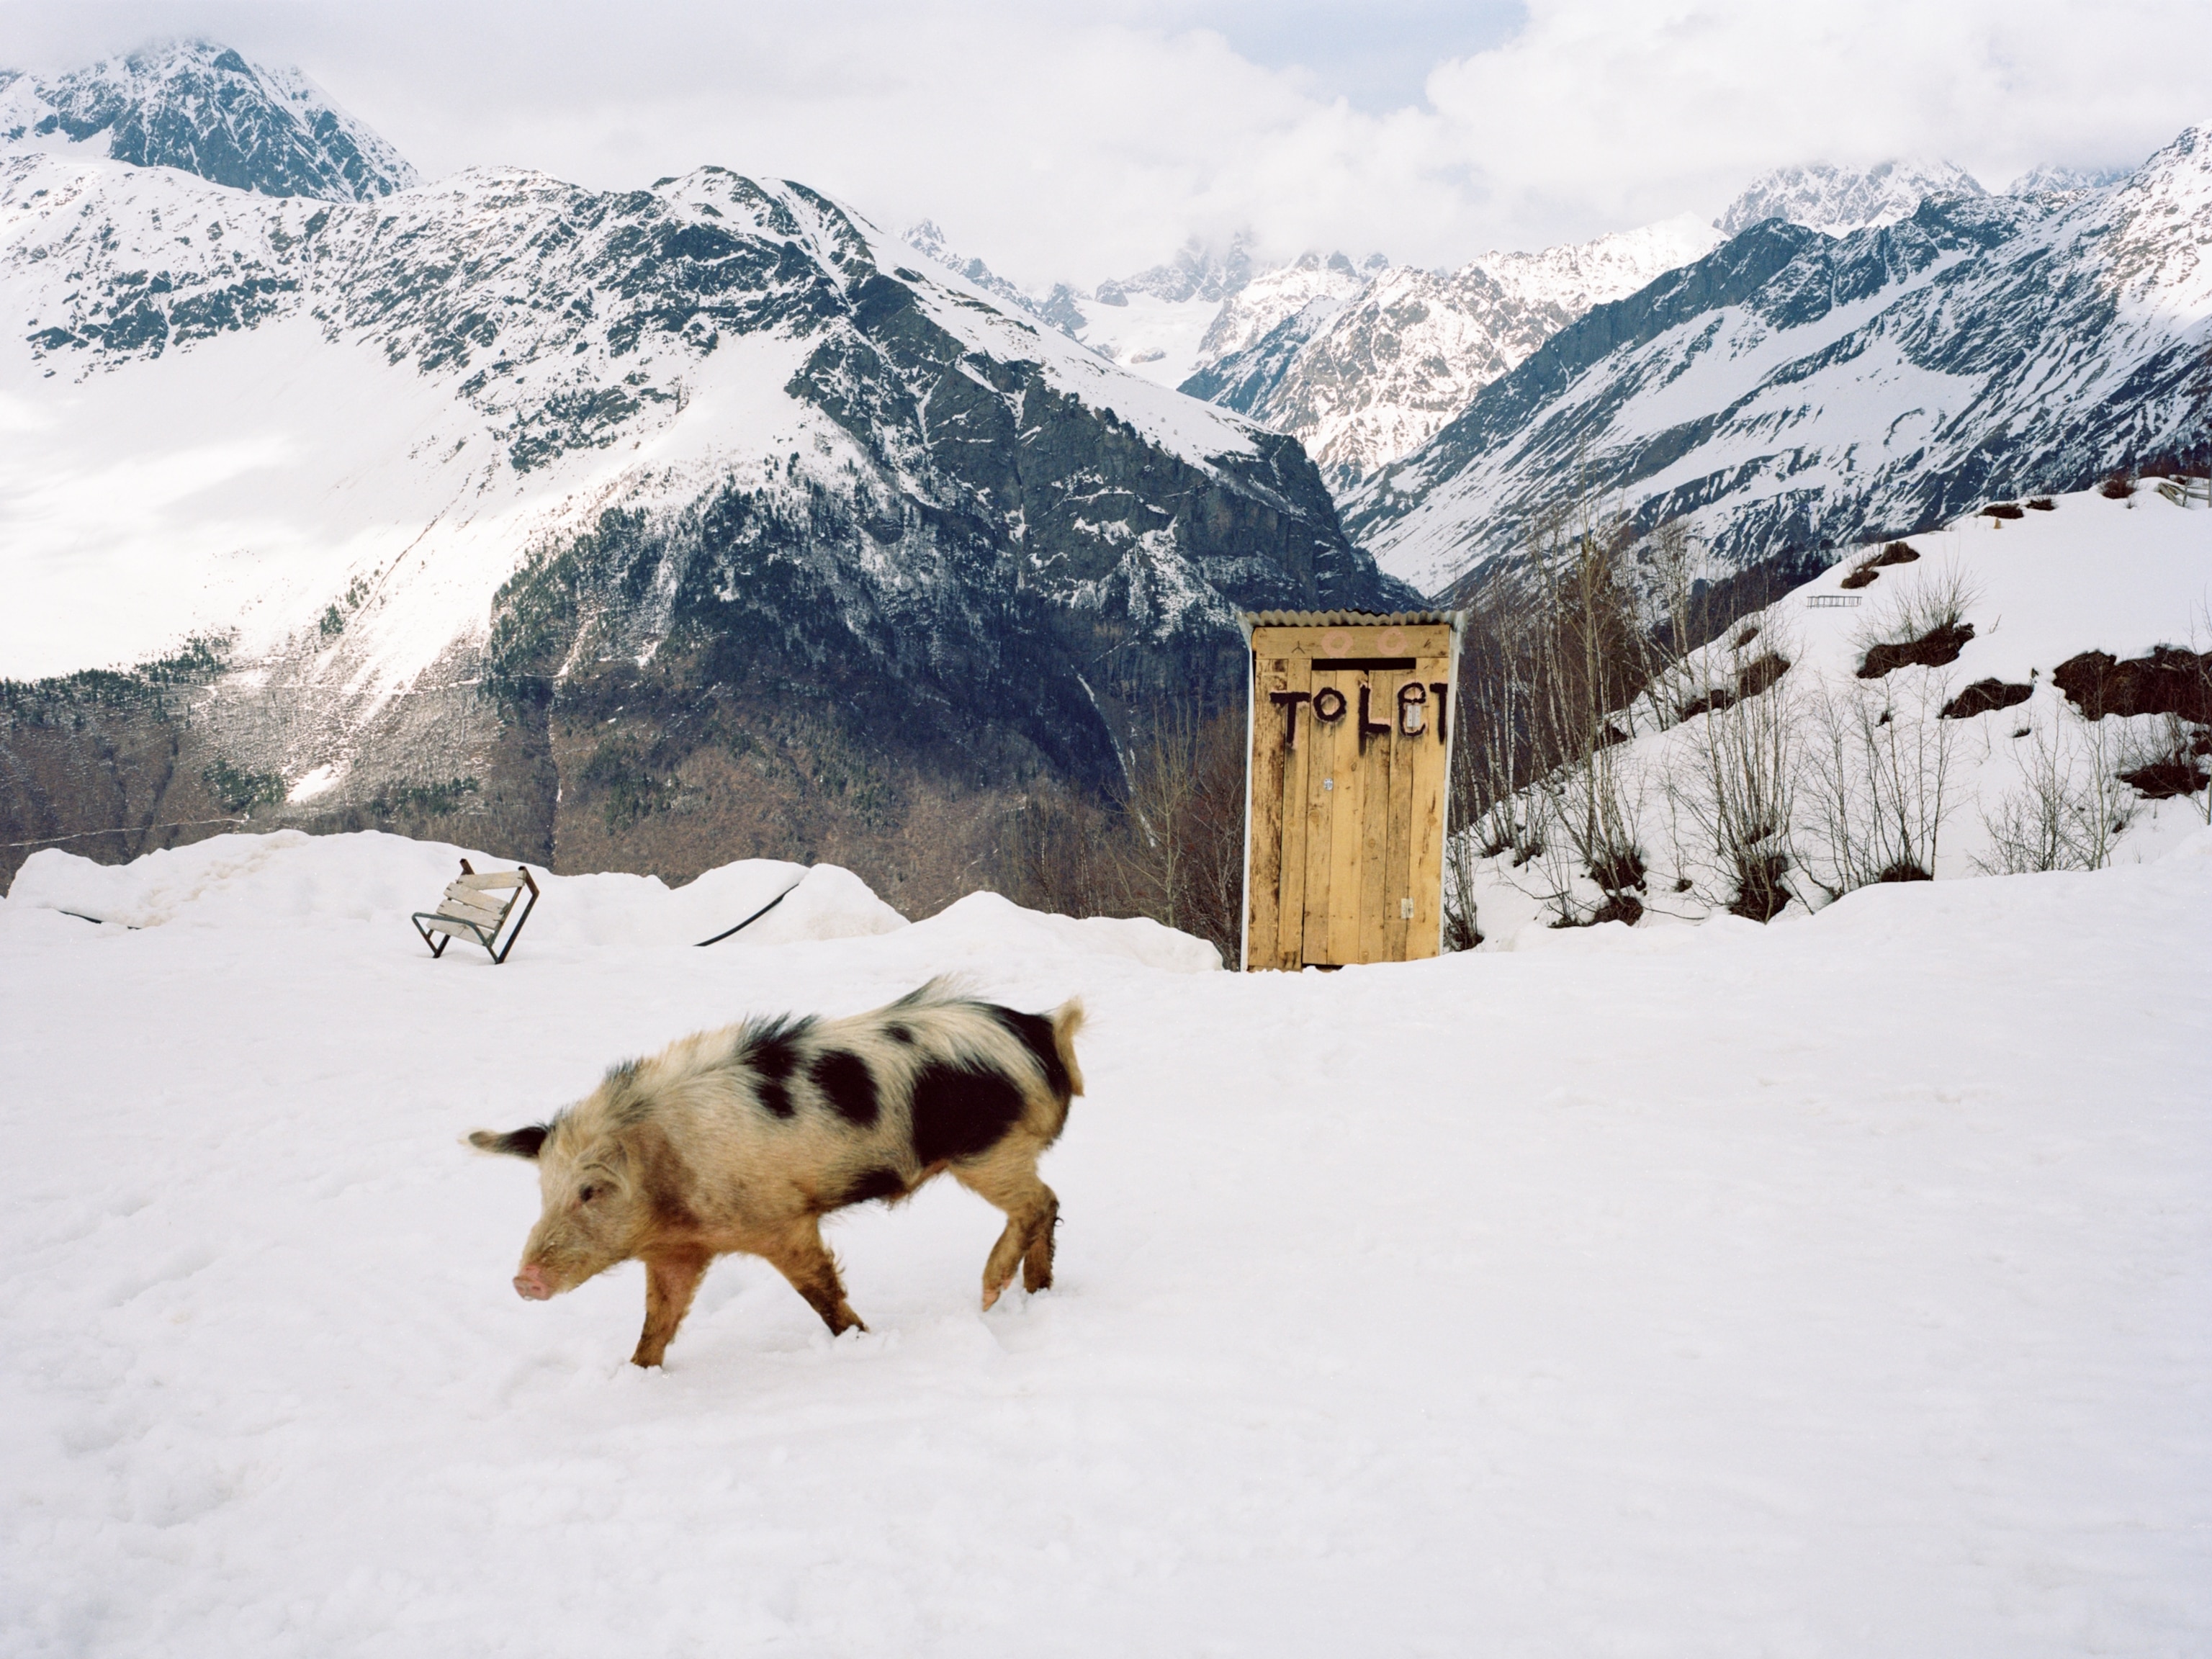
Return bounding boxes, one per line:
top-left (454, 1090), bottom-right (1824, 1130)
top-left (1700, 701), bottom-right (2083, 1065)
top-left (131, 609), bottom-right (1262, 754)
top-left (470, 979), bottom-right (1084, 1367)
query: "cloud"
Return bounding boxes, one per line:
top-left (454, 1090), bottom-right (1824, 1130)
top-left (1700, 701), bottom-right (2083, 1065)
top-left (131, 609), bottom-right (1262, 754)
top-left (4, 0), bottom-right (2206, 288)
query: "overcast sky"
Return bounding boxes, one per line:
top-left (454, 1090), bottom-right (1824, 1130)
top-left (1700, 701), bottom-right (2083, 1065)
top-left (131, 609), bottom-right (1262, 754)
top-left (5, 1), bottom-right (2207, 287)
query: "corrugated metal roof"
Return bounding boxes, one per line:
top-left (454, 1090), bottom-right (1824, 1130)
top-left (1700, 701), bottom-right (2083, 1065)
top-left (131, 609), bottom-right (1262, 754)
top-left (1243, 609), bottom-right (1459, 626)
top-left (1239, 609), bottom-right (1461, 641)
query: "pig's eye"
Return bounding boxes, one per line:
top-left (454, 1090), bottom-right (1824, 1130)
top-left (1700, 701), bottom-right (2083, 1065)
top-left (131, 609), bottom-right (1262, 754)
top-left (579, 1184), bottom-right (598, 1203)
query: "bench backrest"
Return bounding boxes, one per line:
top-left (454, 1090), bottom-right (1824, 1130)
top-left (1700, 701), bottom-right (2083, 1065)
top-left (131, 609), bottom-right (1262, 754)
top-left (431, 875), bottom-right (523, 930)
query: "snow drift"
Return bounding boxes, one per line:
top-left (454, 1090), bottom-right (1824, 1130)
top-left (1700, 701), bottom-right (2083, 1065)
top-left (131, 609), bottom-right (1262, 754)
top-left (2, 813), bottom-right (2207, 1655)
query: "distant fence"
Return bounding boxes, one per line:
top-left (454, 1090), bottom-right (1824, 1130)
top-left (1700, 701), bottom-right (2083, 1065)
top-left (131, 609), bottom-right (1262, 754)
top-left (1806, 595), bottom-right (1862, 609)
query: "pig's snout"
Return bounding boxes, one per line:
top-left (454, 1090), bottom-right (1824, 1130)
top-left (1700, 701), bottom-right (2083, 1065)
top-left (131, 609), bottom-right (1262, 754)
top-left (513, 1264), bottom-right (554, 1300)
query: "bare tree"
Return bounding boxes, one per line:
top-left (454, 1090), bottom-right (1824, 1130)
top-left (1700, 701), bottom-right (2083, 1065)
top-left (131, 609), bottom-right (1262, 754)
top-left (1799, 670), bottom-right (1960, 894)
top-left (1662, 621), bottom-right (1802, 920)
top-left (1975, 696), bottom-right (2143, 874)
top-left (997, 701), bottom-right (1247, 963)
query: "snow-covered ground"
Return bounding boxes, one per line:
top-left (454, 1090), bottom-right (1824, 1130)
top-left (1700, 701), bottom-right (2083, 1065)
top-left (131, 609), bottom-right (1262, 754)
top-left (4, 827), bottom-right (2208, 1655)
top-left (1462, 482), bottom-right (2212, 941)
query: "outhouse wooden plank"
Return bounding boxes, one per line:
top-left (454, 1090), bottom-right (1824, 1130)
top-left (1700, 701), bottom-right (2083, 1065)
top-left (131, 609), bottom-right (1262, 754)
top-left (1355, 670), bottom-right (1396, 965)
top-left (1245, 655), bottom-right (1286, 971)
top-left (1324, 669), bottom-right (1366, 964)
top-left (1300, 667), bottom-right (1342, 966)
top-left (1406, 654), bottom-right (1452, 958)
top-left (1251, 625), bottom-right (1455, 660)
top-left (1275, 654), bottom-right (1313, 969)
top-left (1382, 669), bottom-right (1417, 961)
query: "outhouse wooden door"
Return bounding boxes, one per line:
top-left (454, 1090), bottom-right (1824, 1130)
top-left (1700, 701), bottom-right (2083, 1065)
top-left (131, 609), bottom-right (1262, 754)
top-left (1244, 616), bottom-right (1458, 971)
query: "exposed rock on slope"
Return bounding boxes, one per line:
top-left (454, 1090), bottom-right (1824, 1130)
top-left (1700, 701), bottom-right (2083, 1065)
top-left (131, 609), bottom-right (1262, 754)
top-left (1714, 158), bottom-right (1986, 238)
top-left (0, 37), bottom-right (415, 201)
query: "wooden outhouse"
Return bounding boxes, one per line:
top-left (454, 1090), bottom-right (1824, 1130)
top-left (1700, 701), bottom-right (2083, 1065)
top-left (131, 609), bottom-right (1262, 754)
top-left (1240, 610), bottom-right (1463, 971)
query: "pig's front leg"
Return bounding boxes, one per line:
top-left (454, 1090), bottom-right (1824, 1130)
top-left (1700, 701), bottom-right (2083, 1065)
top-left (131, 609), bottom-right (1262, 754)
top-left (632, 1249), bottom-right (711, 1367)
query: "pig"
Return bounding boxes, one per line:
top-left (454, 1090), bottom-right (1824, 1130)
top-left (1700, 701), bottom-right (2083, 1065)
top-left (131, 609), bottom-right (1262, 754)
top-left (469, 979), bottom-right (1084, 1367)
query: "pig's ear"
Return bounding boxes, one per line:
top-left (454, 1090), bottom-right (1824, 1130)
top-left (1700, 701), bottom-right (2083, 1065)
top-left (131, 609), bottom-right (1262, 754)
top-left (468, 1125), bottom-right (549, 1160)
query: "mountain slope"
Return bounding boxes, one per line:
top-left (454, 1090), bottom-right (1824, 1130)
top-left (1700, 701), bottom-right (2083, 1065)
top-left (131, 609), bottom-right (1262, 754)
top-left (1347, 125), bottom-right (2212, 595)
top-left (1186, 217), bottom-right (1721, 492)
top-left (1715, 158), bottom-right (1986, 237)
top-left (0, 145), bottom-right (1404, 899)
top-left (0, 38), bottom-right (415, 201)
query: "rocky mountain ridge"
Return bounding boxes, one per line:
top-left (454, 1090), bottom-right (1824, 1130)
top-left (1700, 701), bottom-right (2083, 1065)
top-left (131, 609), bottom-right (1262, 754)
top-left (0, 37), bottom-right (416, 202)
top-left (1713, 158), bottom-right (1987, 238)
top-left (0, 136), bottom-right (1404, 899)
top-left (1344, 125), bottom-right (2212, 595)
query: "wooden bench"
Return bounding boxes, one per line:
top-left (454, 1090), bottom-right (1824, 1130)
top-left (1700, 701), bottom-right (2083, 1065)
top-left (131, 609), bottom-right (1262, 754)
top-left (411, 859), bottom-right (541, 963)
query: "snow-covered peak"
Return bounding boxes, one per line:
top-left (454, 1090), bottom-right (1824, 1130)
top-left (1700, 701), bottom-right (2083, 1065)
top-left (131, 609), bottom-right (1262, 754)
top-left (0, 37), bottom-right (415, 202)
top-left (1715, 158), bottom-right (1986, 238)
top-left (1180, 215), bottom-right (1725, 494)
top-left (1195, 249), bottom-right (1379, 367)
top-left (1468, 213), bottom-right (1724, 317)
top-left (1097, 233), bottom-right (1259, 307)
top-left (2098, 123), bottom-right (2212, 313)
top-left (2009, 161), bottom-right (2132, 197)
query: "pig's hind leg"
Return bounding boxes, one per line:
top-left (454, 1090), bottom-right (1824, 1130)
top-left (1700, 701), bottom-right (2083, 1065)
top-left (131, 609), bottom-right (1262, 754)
top-left (632, 1249), bottom-right (711, 1368)
top-left (765, 1218), bottom-right (867, 1336)
top-left (953, 1146), bottom-right (1059, 1309)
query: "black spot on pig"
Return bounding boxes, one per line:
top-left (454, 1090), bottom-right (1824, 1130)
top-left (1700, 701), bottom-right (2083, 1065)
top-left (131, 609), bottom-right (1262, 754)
top-left (811, 1049), bottom-right (879, 1127)
top-left (990, 1007), bottom-right (1070, 1100)
top-left (910, 1061), bottom-right (1026, 1164)
top-left (837, 1166), bottom-right (909, 1208)
top-left (739, 1015), bottom-right (816, 1120)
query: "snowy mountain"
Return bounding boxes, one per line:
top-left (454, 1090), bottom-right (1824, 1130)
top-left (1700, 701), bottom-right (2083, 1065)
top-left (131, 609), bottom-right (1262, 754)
top-left (1186, 217), bottom-right (1722, 492)
top-left (1346, 125), bottom-right (2212, 596)
top-left (2009, 162), bottom-right (2131, 197)
top-left (0, 102), bottom-right (1404, 900)
top-left (1192, 250), bottom-right (1382, 372)
top-left (1714, 158), bottom-right (1986, 237)
top-left (0, 38), bottom-right (416, 201)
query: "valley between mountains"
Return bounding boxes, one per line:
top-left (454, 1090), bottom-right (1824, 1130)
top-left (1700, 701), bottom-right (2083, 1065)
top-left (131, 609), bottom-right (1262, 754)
top-left (1, 39), bottom-right (2208, 909)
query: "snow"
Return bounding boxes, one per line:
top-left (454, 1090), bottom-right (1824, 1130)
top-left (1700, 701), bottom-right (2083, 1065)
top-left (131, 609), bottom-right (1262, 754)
top-left (0, 153), bottom-right (1266, 690)
top-left (1468, 213), bottom-right (1724, 315)
top-left (1715, 158), bottom-right (1988, 238)
top-left (1349, 126), bottom-right (2212, 593)
top-left (1241, 217), bottom-right (1722, 493)
top-left (1456, 482), bottom-right (2212, 940)
top-left (2, 823), bottom-right (2207, 1655)
top-left (1070, 292), bottom-right (1224, 389)
top-left (2, 831), bottom-right (909, 950)
top-left (891, 254), bottom-right (1260, 467)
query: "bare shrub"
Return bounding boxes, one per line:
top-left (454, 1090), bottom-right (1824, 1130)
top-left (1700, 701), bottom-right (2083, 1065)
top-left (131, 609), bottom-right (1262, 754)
top-left (1854, 559), bottom-right (1982, 678)
top-left (1519, 506), bottom-right (1653, 925)
top-left (1799, 672), bottom-right (1959, 898)
top-left (1663, 621), bottom-right (1802, 921)
top-left (1975, 701), bottom-right (2139, 874)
